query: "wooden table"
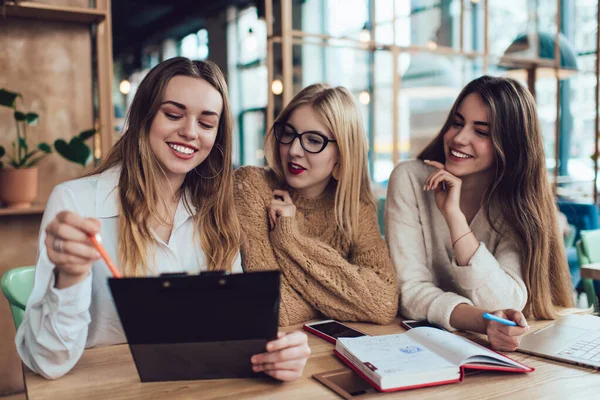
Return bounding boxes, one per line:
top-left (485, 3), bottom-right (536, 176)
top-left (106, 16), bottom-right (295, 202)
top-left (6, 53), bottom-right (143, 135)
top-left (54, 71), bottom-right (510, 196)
top-left (25, 318), bottom-right (600, 399)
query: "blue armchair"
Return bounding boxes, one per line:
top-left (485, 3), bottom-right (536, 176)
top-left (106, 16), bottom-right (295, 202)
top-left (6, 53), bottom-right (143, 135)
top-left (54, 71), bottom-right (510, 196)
top-left (558, 201), bottom-right (600, 294)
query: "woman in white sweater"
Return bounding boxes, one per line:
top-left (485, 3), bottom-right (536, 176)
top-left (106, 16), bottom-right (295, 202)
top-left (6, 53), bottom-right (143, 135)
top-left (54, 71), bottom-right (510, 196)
top-left (385, 76), bottom-right (573, 351)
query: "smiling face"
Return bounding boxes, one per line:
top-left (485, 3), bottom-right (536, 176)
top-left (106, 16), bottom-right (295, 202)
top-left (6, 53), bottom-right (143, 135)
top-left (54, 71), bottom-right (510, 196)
top-left (443, 93), bottom-right (495, 179)
top-left (278, 105), bottom-right (339, 198)
top-left (148, 75), bottom-right (223, 188)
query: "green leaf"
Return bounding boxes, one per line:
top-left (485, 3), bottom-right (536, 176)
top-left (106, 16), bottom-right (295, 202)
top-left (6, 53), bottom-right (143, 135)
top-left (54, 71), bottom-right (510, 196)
top-left (0, 88), bottom-right (20, 108)
top-left (54, 137), bottom-right (91, 167)
top-left (18, 136), bottom-right (28, 153)
top-left (0, 145), bottom-right (4, 158)
top-left (37, 143), bottom-right (52, 153)
top-left (14, 111), bottom-right (26, 121)
top-left (77, 129), bottom-right (96, 141)
top-left (25, 113), bottom-right (39, 125)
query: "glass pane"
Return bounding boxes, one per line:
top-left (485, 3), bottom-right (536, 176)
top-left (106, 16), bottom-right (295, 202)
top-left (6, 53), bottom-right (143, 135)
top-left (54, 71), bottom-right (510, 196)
top-left (376, 0), bottom-right (394, 24)
top-left (300, 42), bottom-right (326, 88)
top-left (372, 51), bottom-right (394, 186)
top-left (395, 0), bottom-right (462, 49)
top-left (398, 55), bottom-right (485, 160)
top-left (535, 76), bottom-right (559, 187)
top-left (558, 71), bottom-right (597, 202)
top-left (300, 0), bottom-right (369, 39)
top-left (238, 7), bottom-right (267, 64)
top-left (488, 0), bottom-right (532, 57)
top-left (240, 65), bottom-right (268, 109)
top-left (241, 111), bottom-right (266, 166)
top-left (554, 1), bottom-right (598, 202)
top-left (296, 43), bottom-right (370, 93)
top-left (375, 21), bottom-right (395, 46)
top-left (462, 0), bottom-right (485, 53)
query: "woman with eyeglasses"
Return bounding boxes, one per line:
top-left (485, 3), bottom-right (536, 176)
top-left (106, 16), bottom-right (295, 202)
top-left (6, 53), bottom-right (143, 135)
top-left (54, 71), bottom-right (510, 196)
top-left (234, 83), bottom-right (398, 326)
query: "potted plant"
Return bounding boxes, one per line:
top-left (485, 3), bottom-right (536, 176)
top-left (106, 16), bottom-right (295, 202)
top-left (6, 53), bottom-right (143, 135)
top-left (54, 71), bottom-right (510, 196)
top-left (0, 88), bottom-right (95, 208)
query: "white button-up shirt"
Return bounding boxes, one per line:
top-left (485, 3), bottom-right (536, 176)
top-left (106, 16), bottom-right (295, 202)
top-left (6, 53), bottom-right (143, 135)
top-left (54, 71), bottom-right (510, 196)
top-left (15, 166), bottom-right (242, 379)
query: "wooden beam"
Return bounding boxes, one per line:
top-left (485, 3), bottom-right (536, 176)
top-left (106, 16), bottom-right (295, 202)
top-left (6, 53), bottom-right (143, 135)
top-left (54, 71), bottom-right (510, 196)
top-left (266, 0), bottom-right (274, 131)
top-left (554, 0), bottom-right (561, 195)
top-left (1, 2), bottom-right (105, 24)
top-left (96, 0), bottom-right (115, 160)
top-left (281, 0), bottom-right (293, 106)
top-left (595, 0), bottom-right (600, 203)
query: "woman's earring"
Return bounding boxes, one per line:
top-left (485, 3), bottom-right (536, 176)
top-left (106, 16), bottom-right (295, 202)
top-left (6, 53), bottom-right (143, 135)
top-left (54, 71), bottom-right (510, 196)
top-left (194, 145), bottom-right (224, 180)
top-left (332, 164), bottom-right (340, 180)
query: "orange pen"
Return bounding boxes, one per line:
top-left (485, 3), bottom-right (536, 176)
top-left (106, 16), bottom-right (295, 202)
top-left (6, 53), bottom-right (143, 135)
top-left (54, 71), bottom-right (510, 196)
top-left (89, 233), bottom-right (122, 278)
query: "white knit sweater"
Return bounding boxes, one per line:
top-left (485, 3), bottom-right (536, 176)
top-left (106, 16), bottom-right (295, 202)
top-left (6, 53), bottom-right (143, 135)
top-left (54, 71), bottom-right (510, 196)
top-left (385, 160), bottom-right (527, 330)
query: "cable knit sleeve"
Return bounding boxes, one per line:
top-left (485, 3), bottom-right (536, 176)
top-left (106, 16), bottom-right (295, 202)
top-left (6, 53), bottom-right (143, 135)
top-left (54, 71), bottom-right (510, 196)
top-left (234, 166), bottom-right (317, 326)
top-left (269, 202), bottom-right (398, 325)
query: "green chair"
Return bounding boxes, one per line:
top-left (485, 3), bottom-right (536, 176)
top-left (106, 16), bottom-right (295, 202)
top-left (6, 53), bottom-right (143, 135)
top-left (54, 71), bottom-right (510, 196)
top-left (564, 223), bottom-right (577, 248)
top-left (1, 266), bottom-right (35, 330)
top-left (575, 230), bottom-right (600, 312)
top-left (377, 197), bottom-right (386, 236)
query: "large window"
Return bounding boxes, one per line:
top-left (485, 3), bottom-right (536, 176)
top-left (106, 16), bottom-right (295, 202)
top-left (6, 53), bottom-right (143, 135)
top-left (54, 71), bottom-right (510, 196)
top-left (228, 6), bottom-right (268, 166)
top-left (263, 0), bottom-right (599, 202)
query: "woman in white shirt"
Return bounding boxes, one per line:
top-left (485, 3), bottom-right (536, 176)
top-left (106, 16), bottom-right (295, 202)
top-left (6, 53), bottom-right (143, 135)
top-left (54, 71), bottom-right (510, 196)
top-left (16, 57), bottom-right (310, 381)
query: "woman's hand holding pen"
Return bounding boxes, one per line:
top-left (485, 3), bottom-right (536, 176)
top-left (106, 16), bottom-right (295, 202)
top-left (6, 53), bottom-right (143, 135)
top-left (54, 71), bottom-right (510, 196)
top-left (268, 189), bottom-right (296, 230)
top-left (251, 330), bottom-right (311, 381)
top-left (45, 211), bottom-right (101, 289)
top-left (485, 309), bottom-right (529, 352)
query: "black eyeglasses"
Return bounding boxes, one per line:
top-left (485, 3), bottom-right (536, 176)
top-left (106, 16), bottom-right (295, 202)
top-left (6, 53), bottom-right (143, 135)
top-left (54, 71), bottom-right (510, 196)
top-left (273, 122), bottom-right (337, 154)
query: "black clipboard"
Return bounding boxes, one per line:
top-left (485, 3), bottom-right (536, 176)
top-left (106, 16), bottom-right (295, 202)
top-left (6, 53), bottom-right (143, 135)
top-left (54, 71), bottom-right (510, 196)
top-left (108, 270), bottom-right (280, 382)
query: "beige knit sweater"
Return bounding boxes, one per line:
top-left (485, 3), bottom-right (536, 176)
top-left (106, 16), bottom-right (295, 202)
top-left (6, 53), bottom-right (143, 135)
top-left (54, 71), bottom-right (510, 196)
top-left (385, 160), bottom-right (527, 331)
top-left (234, 166), bottom-right (398, 326)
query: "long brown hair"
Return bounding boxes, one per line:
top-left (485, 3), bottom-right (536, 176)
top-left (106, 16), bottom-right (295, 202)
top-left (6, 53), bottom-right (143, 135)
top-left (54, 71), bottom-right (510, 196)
top-left (264, 83), bottom-right (375, 241)
top-left (419, 75), bottom-right (573, 319)
top-left (94, 57), bottom-right (240, 276)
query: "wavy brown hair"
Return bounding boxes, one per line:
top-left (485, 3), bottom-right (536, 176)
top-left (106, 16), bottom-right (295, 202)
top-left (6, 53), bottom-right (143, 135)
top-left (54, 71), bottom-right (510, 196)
top-left (93, 57), bottom-right (240, 276)
top-left (264, 83), bottom-right (375, 241)
top-left (419, 75), bottom-right (573, 319)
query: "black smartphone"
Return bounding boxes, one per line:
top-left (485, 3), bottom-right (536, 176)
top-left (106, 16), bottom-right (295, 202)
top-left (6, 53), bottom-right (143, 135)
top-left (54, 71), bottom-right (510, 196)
top-left (401, 319), bottom-right (447, 331)
top-left (303, 320), bottom-right (368, 344)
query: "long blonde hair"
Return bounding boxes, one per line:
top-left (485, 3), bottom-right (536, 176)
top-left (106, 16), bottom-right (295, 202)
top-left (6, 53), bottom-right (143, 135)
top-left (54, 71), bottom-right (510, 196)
top-left (264, 83), bottom-right (375, 241)
top-left (419, 75), bottom-right (574, 318)
top-left (93, 57), bottom-right (240, 276)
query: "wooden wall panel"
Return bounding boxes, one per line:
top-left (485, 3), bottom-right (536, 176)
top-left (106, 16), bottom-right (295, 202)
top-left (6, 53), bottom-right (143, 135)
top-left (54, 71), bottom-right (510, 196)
top-left (0, 16), bottom-right (93, 395)
top-left (30, 0), bottom-right (89, 6)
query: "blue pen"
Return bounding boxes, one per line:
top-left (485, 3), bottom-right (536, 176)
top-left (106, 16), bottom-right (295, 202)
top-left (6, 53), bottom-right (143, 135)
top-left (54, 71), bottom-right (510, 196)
top-left (482, 312), bottom-right (518, 326)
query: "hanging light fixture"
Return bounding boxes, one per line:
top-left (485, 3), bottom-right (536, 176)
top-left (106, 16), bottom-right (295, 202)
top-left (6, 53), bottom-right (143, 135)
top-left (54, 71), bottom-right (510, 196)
top-left (426, 40), bottom-right (438, 50)
top-left (244, 27), bottom-right (257, 52)
top-left (499, 32), bottom-right (578, 80)
top-left (359, 23), bottom-right (371, 43)
top-left (119, 80), bottom-right (131, 95)
top-left (271, 78), bottom-right (283, 95)
top-left (358, 90), bottom-right (370, 105)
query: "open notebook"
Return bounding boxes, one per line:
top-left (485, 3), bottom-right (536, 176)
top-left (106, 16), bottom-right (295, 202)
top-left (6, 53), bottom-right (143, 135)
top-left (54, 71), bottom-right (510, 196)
top-left (334, 327), bottom-right (533, 392)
